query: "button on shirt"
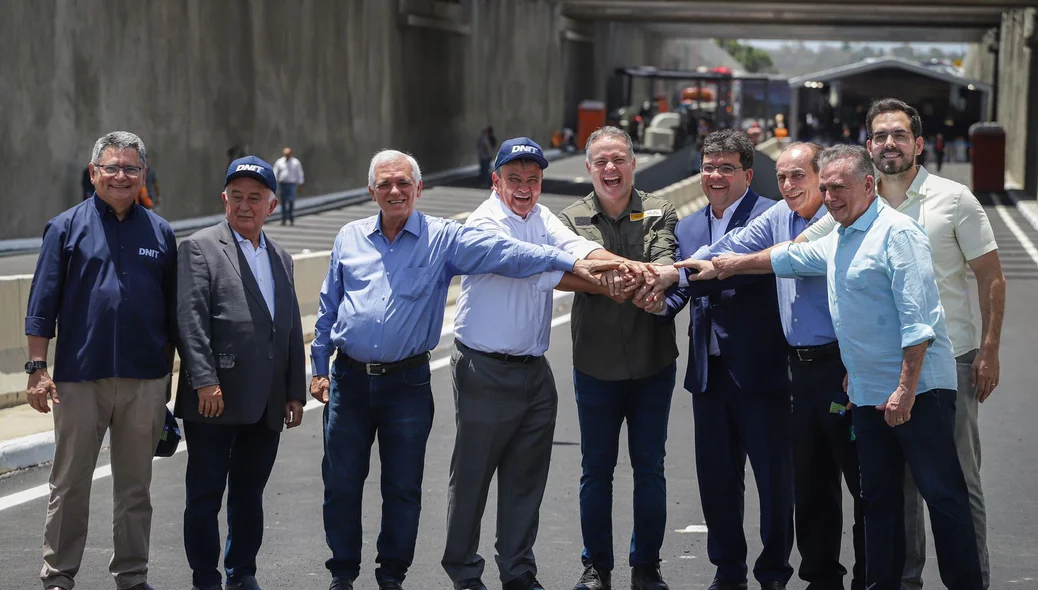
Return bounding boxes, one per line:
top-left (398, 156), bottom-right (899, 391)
top-left (24, 196), bottom-right (178, 382)
top-left (454, 192), bottom-right (602, 356)
top-left (771, 198), bottom-right (956, 407)
top-left (705, 193), bottom-right (745, 355)
top-left (800, 167), bottom-right (997, 356)
top-left (231, 229), bottom-right (275, 320)
top-left (273, 156), bottom-right (305, 185)
top-left (310, 209), bottom-right (579, 374)
top-left (692, 199), bottom-right (834, 347)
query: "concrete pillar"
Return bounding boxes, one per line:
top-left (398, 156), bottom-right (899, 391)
top-left (790, 86), bottom-right (801, 140)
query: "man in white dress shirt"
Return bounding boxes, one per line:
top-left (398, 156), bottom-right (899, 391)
top-left (272, 147), bottom-right (305, 225)
top-left (442, 138), bottom-right (636, 590)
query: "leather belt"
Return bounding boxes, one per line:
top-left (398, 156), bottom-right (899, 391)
top-left (789, 341), bottom-right (840, 363)
top-left (340, 351), bottom-right (430, 376)
top-left (456, 340), bottom-right (541, 364)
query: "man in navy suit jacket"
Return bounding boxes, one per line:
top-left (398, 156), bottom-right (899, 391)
top-left (645, 130), bottom-right (794, 590)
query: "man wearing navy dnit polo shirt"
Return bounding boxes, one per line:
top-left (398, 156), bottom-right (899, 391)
top-left (25, 131), bottom-right (177, 590)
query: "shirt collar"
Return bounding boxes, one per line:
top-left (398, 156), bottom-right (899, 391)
top-left (230, 227), bottom-right (266, 249)
top-left (92, 194), bottom-right (139, 220)
top-left (373, 208), bottom-right (424, 238)
top-left (876, 165), bottom-right (929, 204)
top-left (710, 189), bottom-right (749, 222)
top-left (840, 197), bottom-right (883, 235)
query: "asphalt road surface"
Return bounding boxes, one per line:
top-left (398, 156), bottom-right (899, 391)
top-left (1, 277), bottom-right (1037, 589)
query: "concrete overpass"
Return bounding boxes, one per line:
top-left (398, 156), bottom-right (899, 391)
top-left (561, 0), bottom-right (1032, 42)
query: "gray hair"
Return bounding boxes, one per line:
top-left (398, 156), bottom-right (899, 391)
top-left (817, 144), bottom-right (875, 182)
top-left (91, 131), bottom-right (147, 167)
top-left (367, 149), bottom-right (422, 189)
top-left (585, 126), bottom-right (635, 163)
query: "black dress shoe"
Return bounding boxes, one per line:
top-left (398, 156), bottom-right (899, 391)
top-left (707, 579), bottom-right (748, 590)
top-left (504, 571), bottom-right (546, 590)
top-left (631, 565), bottom-right (668, 590)
top-left (378, 581), bottom-right (404, 590)
top-left (190, 585), bottom-right (221, 590)
top-left (573, 563), bottom-right (611, 590)
top-left (126, 584), bottom-right (155, 590)
top-left (329, 578), bottom-right (354, 590)
top-left (454, 578), bottom-right (488, 590)
top-left (225, 575), bottom-right (262, 590)
top-left (759, 583), bottom-right (785, 590)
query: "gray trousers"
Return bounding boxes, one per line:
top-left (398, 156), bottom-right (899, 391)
top-left (442, 341), bottom-right (558, 585)
top-left (902, 350), bottom-right (989, 589)
top-left (41, 377), bottom-right (169, 590)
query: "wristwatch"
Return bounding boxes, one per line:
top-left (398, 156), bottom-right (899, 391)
top-left (24, 360), bottom-right (47, 375)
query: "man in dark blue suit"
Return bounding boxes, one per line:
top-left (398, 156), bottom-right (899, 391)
top-left (641, 130), bottom-right (794, 590)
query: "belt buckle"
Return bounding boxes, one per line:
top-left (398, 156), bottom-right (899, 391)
top-left (365, 363), bottom-right (387, 376)
top-left (796, 348), bottom-right (811, 362)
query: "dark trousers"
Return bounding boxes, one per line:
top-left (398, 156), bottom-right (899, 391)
top-left (442, 341), bottom-right (557, 584)
top-left (573, 362), bottom-right (676, 571)
top-left (478, 157), bottom-right (492, 187)
top-left (279, 182), bottom-right (297, 224)
top-left (183, 416), bottom-right (281, 588)
top-left (790, 354), bottom-right (865, 590)
top-left (322, 354), bottom-right (434, 584)
top-left (693, 356), bottom-right (794, 586)
top-left (853, 389), bottom-right (981, 590)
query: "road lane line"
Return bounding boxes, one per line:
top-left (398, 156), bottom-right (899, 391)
top-left (0, 311), bottom-right (578, 512)
top-left (991, 192), bottom-right (1038, 267)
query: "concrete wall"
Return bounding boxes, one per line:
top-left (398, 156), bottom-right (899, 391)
top-left (965, 9), bottom-right (1038, 193)
top-left (0, 0), bottom-right (682, 240)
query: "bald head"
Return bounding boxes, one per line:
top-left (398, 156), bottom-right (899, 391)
top-left (775, 142), bottom-right (825, 219)
top-left (283, 147), bottom-right (293, 158)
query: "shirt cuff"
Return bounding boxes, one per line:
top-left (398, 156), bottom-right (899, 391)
top-left (770, 244), bottom-right (795, 278)
top-left (25, 316), bottom-right (56, 339)
top-left (901, 323), bottom-right (936, 349)
top-left (536, 270), bottom-right (565, 291)
top-left (311, 352), bottom-right (331, 376)
top-left (551, 250), bottom-right (579, 272)
top-left (679, 268), bottom-right (692, 288)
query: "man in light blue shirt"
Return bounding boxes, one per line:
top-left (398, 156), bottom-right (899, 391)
top-left (308, 149), bottom-right (613, 590)
top-left (680, 145), bottom-right (981, 590)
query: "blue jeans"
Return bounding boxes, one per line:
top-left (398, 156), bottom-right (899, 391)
top-left (853, 389), bottom-right (981, 590)
top-left (573, 363), bottom-right (676, 570)
top-left (183, 417), bottom-right (281, 588)
top-left (322, 354), bottom-right (434, 584)
top-left (279, 182), bottom-right (297, 223)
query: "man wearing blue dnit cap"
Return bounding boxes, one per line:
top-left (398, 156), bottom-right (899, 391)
top-left (175, 155), bottom-right (307, 590)
top-left (443, 138), bottom-right (642, 590)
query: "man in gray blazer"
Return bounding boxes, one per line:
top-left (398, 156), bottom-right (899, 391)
top-left (175, 155), bottom-right (307, 590)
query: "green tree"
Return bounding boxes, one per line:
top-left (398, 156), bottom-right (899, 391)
top-left (715, 39), bottom-right (778, 74)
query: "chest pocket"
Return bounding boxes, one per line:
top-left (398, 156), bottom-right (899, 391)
top-left (625, 231), bottom-right (650, 262)
top-left (396, 266), bottom-right (435, 300)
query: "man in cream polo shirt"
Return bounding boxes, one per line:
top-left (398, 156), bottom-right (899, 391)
top-left (443, 137), bottom-right (637, 590)
top-left (798, 98), bottom-right (1006, 589)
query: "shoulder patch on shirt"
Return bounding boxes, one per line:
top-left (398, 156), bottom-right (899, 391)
top-left (574, 216), bottom-right (594, 226)
top-left (636, 209), bottom-right (664, 220)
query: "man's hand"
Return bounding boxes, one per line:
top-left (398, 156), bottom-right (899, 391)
top-left (972, 348), bottom-right (999, 402)
top-left (284, 400), bottom-right (304, 428)
top-left (601, 268), bottom-right (642, 297)
top-left (26, 370), bottom-right (59, 414)
top-left (572, 259), bottom-right (621, 283)
top-left (711, 254), bottom-right (743, 280)
top-left (647, 264), bottom-right (680, 290)
top-left (197, 384), bottom-right (224, 418)
top-left (674, 258), bottom-right (719, 281)
top-left (311, 375), bottom-right (331, 404)
top-left (632, 283), bottom-right (668, 313)
top-left (877, 386), bottom-right (915, 427)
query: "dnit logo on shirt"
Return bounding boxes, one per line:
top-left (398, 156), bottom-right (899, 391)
top-left (139, 248), bottom-right (160, 258)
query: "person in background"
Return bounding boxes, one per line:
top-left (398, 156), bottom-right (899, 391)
top-left (273, 147), bottom-right (305, 226)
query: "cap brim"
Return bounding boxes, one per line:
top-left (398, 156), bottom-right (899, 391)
top-left (497, 153), bottom-right (549, 169)
top-left (226, 170), bottom-right (276, 192)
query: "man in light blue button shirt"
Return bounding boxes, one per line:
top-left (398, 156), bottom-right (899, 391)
top-left (308, 149), bottom-right (614, 590)
top-left (680, 145), bottom-right (981, 590)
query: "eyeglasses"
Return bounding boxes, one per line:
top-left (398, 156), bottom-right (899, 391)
top-left (96, 164), bottom-right (143, 177)
top-left (700, 164), bottom-right (744, 177)
top-left (870, 130), bottom-right (912, 144)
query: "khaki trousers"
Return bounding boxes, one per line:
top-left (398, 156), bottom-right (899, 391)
top-left (40, 376), bottom-right (168, 590)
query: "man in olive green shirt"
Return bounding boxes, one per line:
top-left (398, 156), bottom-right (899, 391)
top-left (559, 126), bottom-right (678, 590)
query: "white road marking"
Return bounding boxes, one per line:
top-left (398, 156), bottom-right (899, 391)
top-left (0, 299), bottom-right (578, 512)
top-left (991, 192), bottom-right (1038, 267)
top-left (675, 524), bottom-right (709, 533)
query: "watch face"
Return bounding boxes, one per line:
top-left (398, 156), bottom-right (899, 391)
top-left (25, 360), bottom-right (34, 373)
